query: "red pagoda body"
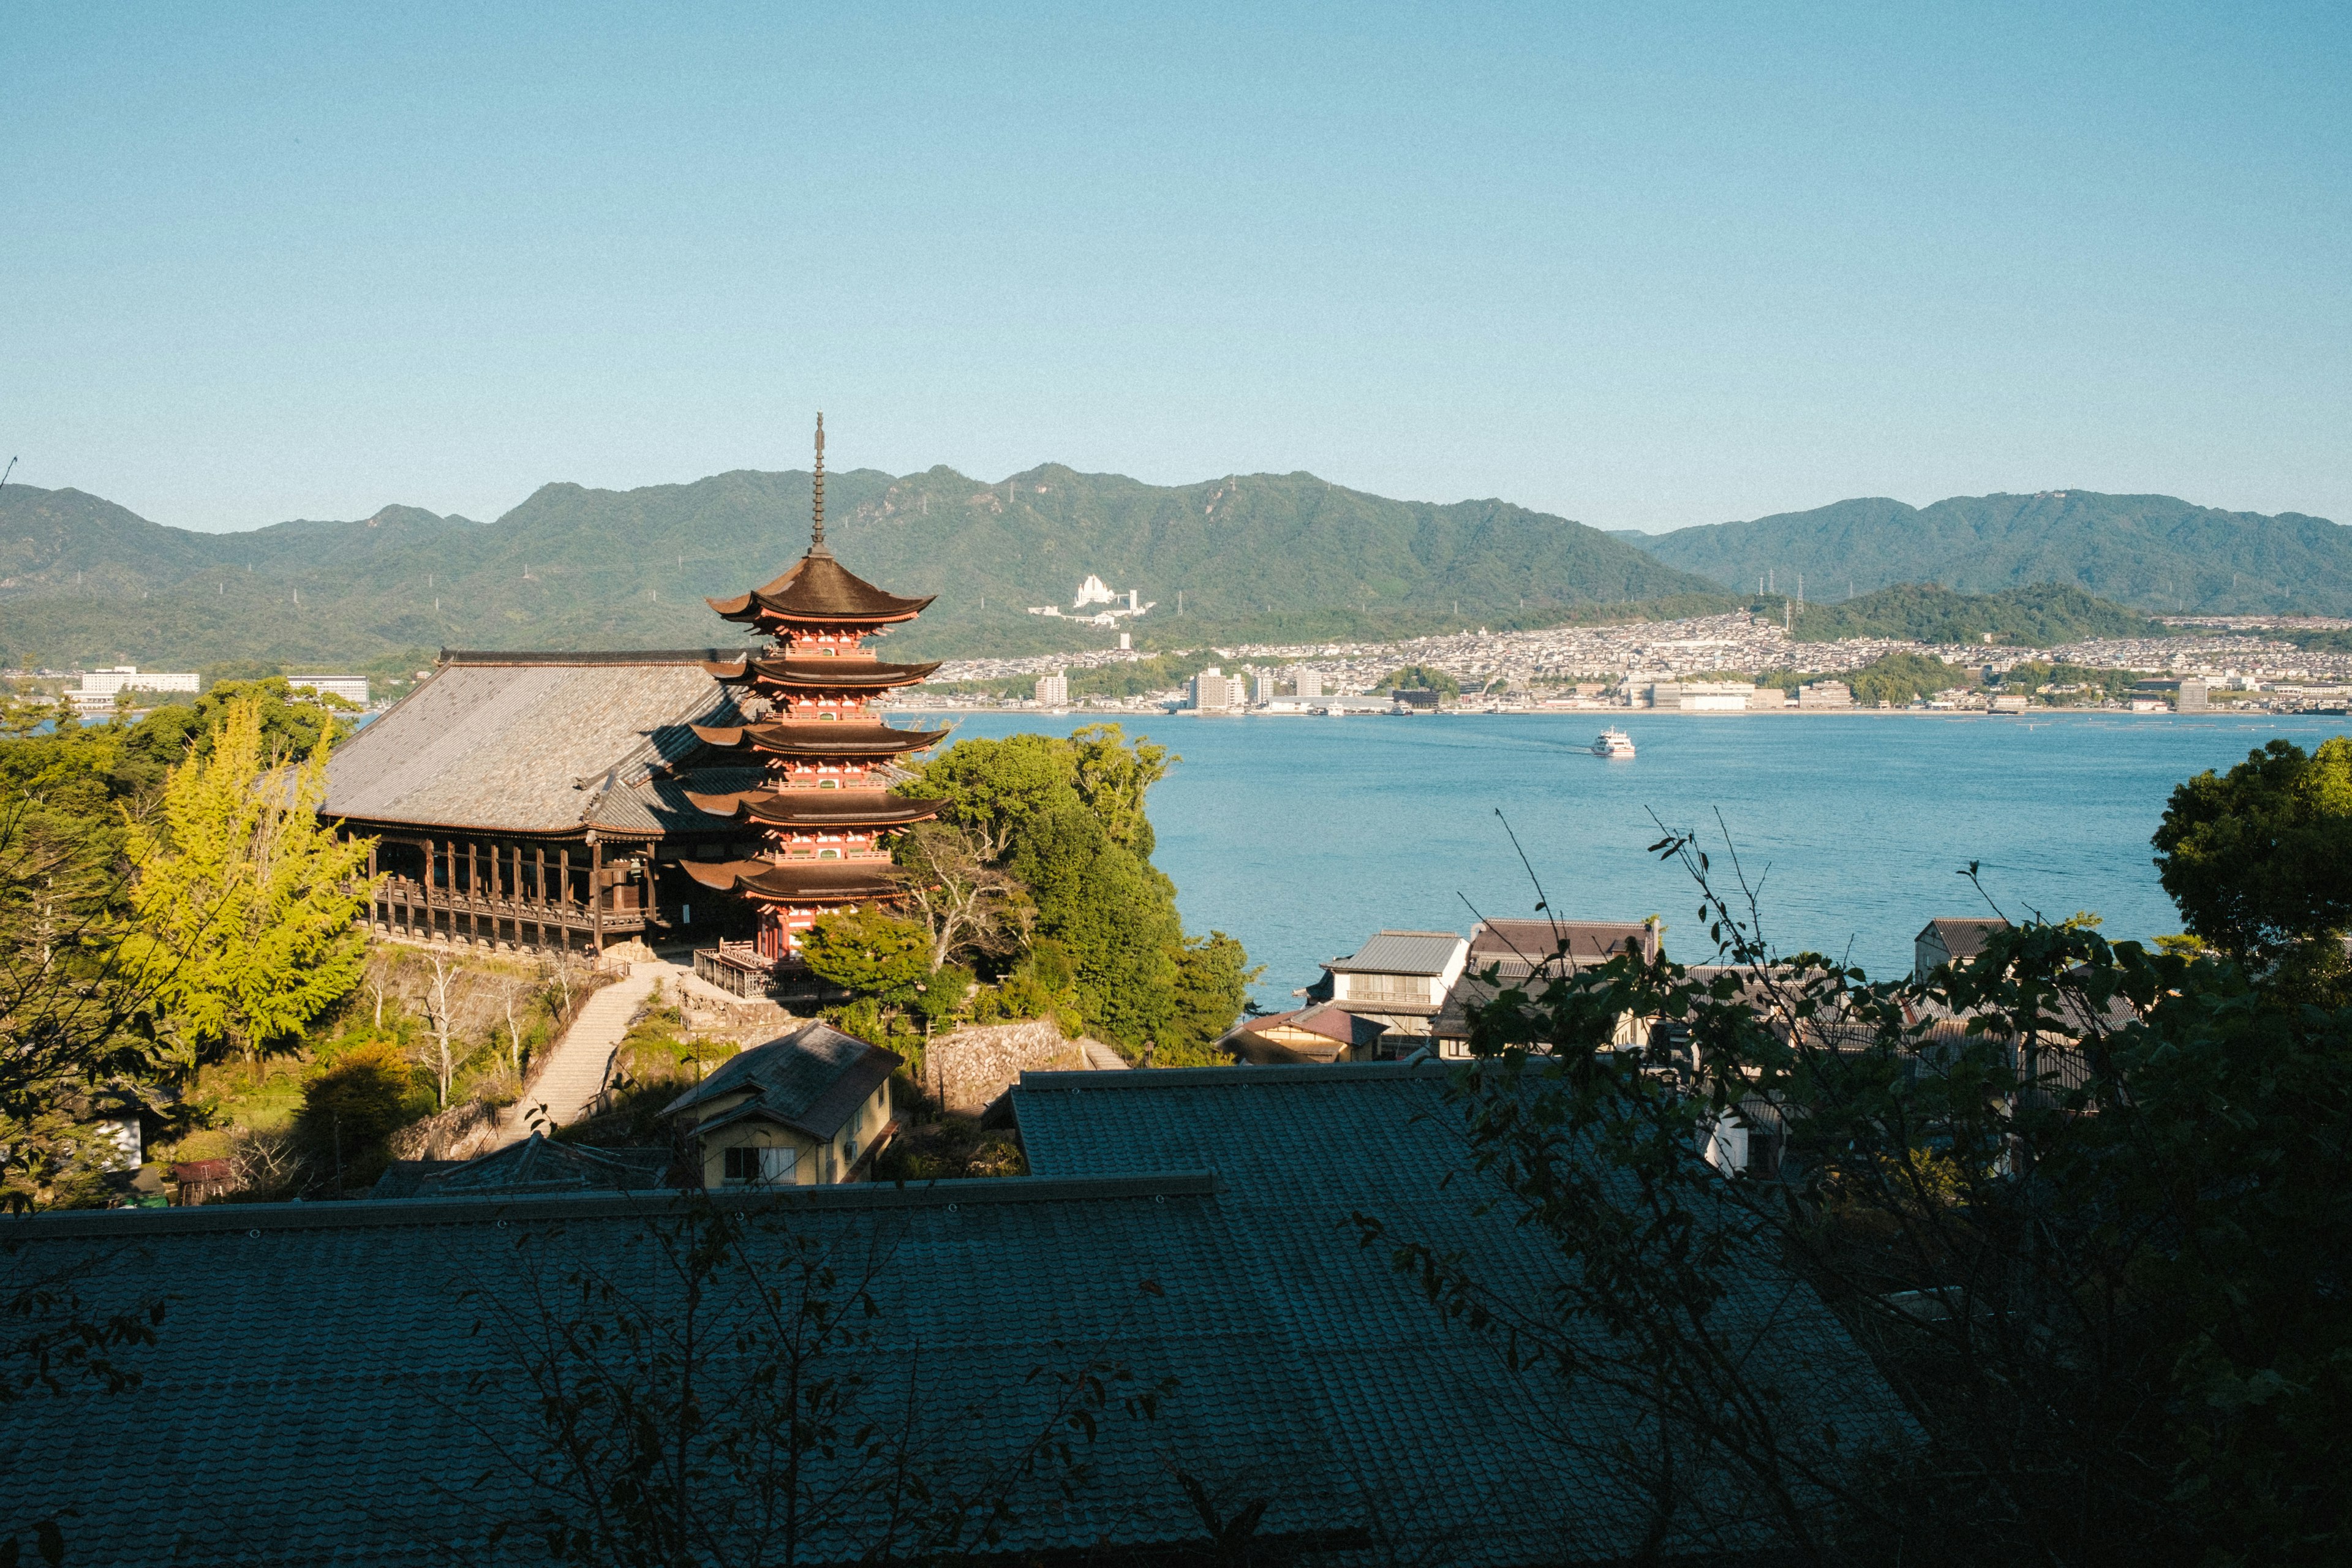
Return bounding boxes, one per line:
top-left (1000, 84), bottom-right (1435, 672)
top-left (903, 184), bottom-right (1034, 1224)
top-left (680, 418), bottom-right (947, 961)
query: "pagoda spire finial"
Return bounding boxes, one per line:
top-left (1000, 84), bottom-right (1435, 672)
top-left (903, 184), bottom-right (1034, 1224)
top-left (810, 412), bottom-right (829, 556)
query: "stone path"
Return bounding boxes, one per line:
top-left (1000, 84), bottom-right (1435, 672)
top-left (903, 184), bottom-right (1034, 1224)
top-left (1080, 1038), bottom-right (1128, 1071)
top-left (490, 968), bottom-right (658, 1147)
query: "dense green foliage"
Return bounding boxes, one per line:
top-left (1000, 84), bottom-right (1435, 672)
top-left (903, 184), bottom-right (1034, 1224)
top-left (1988, 659), bottom-right (2139, 703)
top-left (122, 700), bottom-right (375, 1080)
top-left (902, 725), bottom-right (1250, 1052)
top-left (1378, 664), bottom-right (1462, 698)
top-left (1385, 826), bottom-right (2352, 1565)
top-left (1621, 489), bottom-right (2352, 614)
top-left (1785, 582), bottom-right (2163, 645)
top-left (0, 469), bottom-right (1725, 668)
top-left (1843, 651), bottom-right (1980, 706)
top-left (0, 682), bottom-right (379, 1205)
top-left (801, 908), bottom-right (932, 1006)
top-left (2154, 737), bottom-right (2352, 993)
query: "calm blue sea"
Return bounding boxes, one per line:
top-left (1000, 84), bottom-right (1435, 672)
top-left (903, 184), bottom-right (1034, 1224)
top-left (918, 710), bottom-right (2352, 1003)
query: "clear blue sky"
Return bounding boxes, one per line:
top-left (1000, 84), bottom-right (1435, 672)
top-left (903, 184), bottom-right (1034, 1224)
top-left (5, 2), bottom-right (2346, 533)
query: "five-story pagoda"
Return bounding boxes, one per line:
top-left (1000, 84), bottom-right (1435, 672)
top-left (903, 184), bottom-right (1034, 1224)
top-left (680, 417), bottom-right (949, 962)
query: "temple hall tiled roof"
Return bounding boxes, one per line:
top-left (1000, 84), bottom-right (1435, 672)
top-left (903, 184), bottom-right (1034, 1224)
top-left (322, 651), bottom-right (750, 835)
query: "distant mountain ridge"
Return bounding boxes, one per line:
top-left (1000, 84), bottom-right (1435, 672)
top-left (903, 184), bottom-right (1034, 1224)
top-left (1618, 491), bottom-right (2352, 614)
top-left (0, 469), bottom-right (1721, 669)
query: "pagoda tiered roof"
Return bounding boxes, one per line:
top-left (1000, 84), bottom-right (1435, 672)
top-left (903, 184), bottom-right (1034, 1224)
top-left (679, 858), bottom-right (907, 901)
top-left (705, 549), bottom-right (934, 627)
top-left (688, 720), bottom-right (951, 759)
top-left (682, 785), bottom-right (941, 831)
top-left (701, 653), bottom-right (942, 688)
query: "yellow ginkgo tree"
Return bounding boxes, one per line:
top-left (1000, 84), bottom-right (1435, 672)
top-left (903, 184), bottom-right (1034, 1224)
top-left (125, 699), bottom-right (377, 1082)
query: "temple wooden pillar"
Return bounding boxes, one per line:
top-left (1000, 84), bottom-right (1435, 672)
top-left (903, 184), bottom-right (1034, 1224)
top-left (590, 838), bottom-right (605, 957)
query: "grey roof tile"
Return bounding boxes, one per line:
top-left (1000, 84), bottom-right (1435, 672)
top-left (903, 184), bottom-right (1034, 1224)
top-left (661, 1021), bottom-right (900, 1140)
top-left (1324, 930), bottom-right (1464, 975)
top-left (322, 653), bottom-right (748, 834)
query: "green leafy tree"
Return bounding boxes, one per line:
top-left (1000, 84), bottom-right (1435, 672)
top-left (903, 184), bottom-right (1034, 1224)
top-left (1379, 665), bottom-right (1461, 698)
top-left (0, 803), bottom-right (164, 1207)
top-left (2154, 736), bottom-right (2352, 991)
top-left (901, 734), bottom-right (1080, 861)
top-left (1845, 650), bottom-right (1978, 706)
top-left (909, 962), bottom-right (974, 1038)
top-left (802, 908), bottom-right (932, 1013)
top-left (1159, 933), bottom-right (1260, 1063)
top-left (904, 725), bottom-right (1253, 1052)
top-left (1065, 723), bottom-right (1171, 854)
top-left (123, 698), bottom-right (376, 1082)
top-left (1010, 804), bottom-right (1182, 1049)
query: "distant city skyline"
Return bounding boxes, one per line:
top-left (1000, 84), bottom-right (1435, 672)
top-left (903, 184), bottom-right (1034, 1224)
top-left (5, 3), bottom-right (2346, 533)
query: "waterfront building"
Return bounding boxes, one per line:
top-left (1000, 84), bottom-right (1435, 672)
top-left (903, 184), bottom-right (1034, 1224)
top-left (1036, 669), bottom-right (1069, 705)
top-left (1676, 681), bottom-right (1756, 712)
top-left (1283, 929), bottom-right (1469, 1058)
top-left (1292, 666), bottom-right (1324, 699)
top-left (70, 665), bottom-right (198, 715)
top-left (1798, 680), bottom-right (1853, 708)
top-left (292, 674), bottom-right (372, 706)
top-left (76, 665), bottom-right (199, 696)
top-left (1433, 918), bottom-right (1664, 1058)
top-left (1914, 918), bottom-right (2010, 982)
top-left (1252, 669), bottom-right (1278, 704)
top-left (678, 418), bottom-right (949, 970)
top-left (1188, 666), bottom-right (1248, 710)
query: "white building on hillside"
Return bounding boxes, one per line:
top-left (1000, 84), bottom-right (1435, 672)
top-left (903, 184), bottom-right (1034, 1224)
top-left (1036, 670), bottom-right (1069, 706)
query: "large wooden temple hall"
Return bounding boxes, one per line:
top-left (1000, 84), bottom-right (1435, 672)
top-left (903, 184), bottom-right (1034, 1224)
top-left (319, 418), bottom-right (949, 987)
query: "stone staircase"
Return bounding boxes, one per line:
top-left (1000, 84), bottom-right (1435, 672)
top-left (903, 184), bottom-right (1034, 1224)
top-left (491, 968), bottom-right (658, 1147)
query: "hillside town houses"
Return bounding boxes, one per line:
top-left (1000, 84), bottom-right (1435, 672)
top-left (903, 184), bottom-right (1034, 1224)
top-left (903, 609), bottom-right (2352, 714)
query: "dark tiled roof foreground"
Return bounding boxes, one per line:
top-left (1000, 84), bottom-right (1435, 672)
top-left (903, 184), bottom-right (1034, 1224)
top-left (1, 1065), bottom-right (1911, 1566)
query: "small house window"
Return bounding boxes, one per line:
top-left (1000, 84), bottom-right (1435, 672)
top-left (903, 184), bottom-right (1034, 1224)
top-left (722, 1147), bottom-right (796, 1186)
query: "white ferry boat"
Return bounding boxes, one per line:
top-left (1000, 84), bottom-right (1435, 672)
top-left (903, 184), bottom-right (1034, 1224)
top-left (1591, 727), bottom-right (1636, 759)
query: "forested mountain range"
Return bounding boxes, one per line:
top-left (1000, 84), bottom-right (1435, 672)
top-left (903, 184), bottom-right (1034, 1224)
top-left (1615, 491), bottom-right (2352, 614)
top-left (0, 469), bottom-right (1724, 669)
